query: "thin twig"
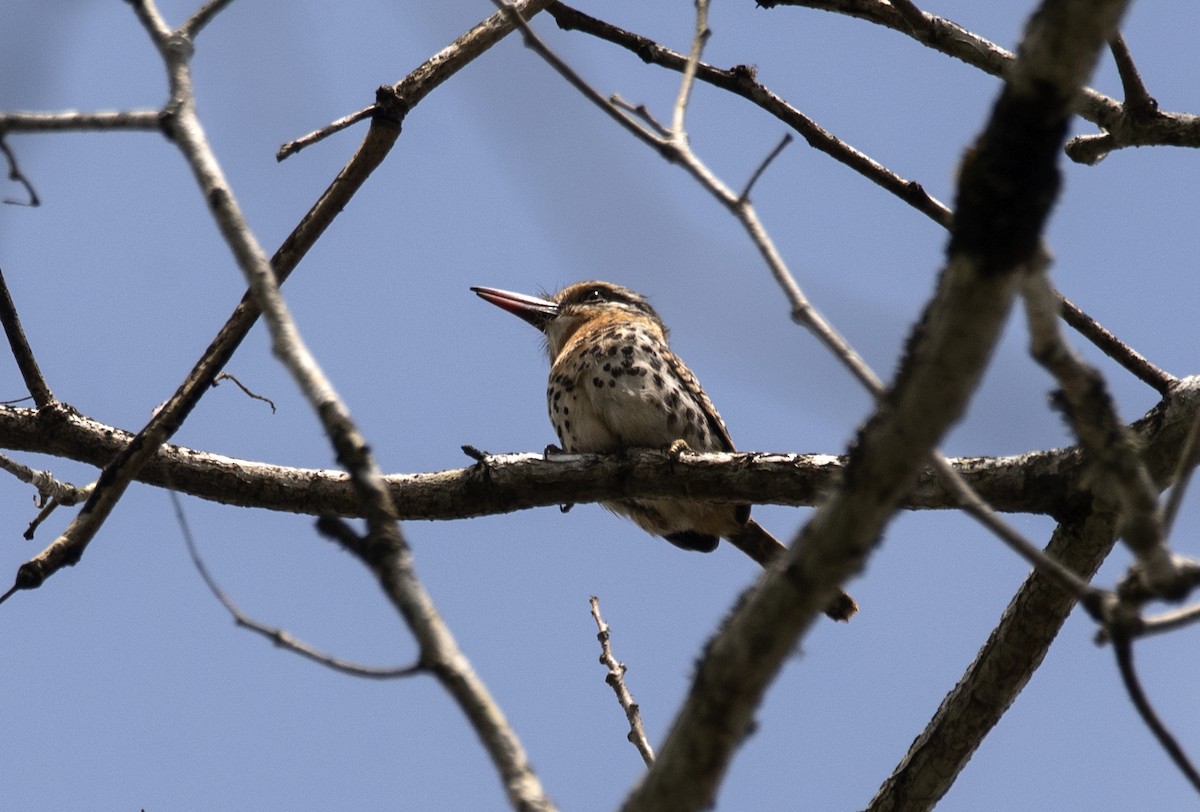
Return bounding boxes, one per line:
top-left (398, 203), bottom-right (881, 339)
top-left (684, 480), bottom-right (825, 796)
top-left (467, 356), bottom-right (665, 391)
top-left (589, 596), bottom-right (655, 766)
top-left (277, 106), bottom-right (374, 161)
top-left (281, 0), bottom-right (558, 160)
top-left (1108, 32), bottom-right (1157, 115)
top-left (739, 133), bottom-right (792, 203)
top-left (1160, 409), bottom-right (1200, 538)
top-left (670, 0), bottom-right (709, 138)
top-left (1116, 601), bottom-right (1200, 642)
top-left (546, 2), bottom-right (1178, 387)
top-left (1057, 291), bottom-right (1175, 394)
top-left (126, 0), bottom-right (172, 42)
top-left (0, 452), bottom-right (91, 505)
top-left (181, 0), bottom-right (238, 40)
top-left (493, 2), bottom-right (668, 157)
top-left (610, 94), bottom-right (670, 137)
top-left (547, 2), bottom-right (954, 227)
top-left (1024, 268), bottom-right (1178, 596)
top-left (929, 454), bottom-right (1101, 602)
top-left (0, 266), bottom-right (54, 406)
top-left (0, 136), bottom-right (39, 206)
top-left (171, 490), bottom-right (422, 679)
top-left (1110, 628), bottom-right (1200, 793)
top-left (0, 451), bottom-right (94, 540)
top-left (213, 372), bottom-right (276, 413)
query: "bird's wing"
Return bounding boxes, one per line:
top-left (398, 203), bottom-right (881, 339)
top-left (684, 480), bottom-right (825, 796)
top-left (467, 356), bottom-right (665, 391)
top-left (663, 351), bottom-right (736, 452)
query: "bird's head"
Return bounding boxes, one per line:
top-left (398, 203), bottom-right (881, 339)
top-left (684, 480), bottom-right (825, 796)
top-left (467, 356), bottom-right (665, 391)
top-left (471, 280), bottom-right (667, 360)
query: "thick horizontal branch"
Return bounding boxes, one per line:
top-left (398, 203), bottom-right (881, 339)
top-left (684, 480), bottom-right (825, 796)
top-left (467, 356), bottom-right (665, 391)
top-left (2, 381), bottom-right (1197, 524)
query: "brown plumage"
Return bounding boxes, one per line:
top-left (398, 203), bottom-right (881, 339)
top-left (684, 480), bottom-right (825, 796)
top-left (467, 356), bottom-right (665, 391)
top-left (473, 280), bottom-right (856, 621)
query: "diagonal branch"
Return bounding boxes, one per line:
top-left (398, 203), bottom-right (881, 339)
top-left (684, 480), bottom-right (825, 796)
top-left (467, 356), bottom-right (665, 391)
top-left (0, 266), bottom-right (54, 407)
top-left (547, 2), bottom-right (953, 227)
top-left (590, 596), bottom-right (655, 766)
top-left (546, 2), bottom-right (1171, 395)
top-left (1110, 629), bottom-right (1200, 793)
top-left (868, 504), bottom-right (1120, 811)
top-left (6, 0), bottom-right (552, 596)
top-left (758, 0), bottom-right (1200, 161)
top-left (4, 4), bottom-right (559, 806)
top-left (623, 1), bottom-right (1131, 808)
top-left (1057, 291), bottom-right (1175, 393)
top-left (173, 490), bottom-right (421, 680)
top-left (1023, 267), bottom-right (1180, 598)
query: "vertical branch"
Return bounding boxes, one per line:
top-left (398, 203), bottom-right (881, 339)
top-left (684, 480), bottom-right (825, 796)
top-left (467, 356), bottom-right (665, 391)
top-left (671, 0), bottom-right (710, 137)
top-left (590, 596), bottom-right (655, 766)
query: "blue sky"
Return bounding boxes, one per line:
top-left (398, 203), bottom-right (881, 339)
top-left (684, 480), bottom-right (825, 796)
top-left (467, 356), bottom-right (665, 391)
top-left (2, 2), bottom-right (1199, 810)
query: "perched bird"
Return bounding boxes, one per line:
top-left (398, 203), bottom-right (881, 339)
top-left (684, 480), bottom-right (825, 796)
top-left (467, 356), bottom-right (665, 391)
top-left (472, 280), bottom-right (856, 621)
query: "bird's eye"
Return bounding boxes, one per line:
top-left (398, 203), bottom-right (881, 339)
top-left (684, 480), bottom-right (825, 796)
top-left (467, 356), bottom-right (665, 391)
top-left (583, 288), bottom-right (606, 303)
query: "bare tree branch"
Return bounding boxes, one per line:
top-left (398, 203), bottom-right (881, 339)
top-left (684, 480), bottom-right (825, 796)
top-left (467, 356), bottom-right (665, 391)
top-left (547, 2), bottom-right (953, 227)
top-left (868, 505), bottom-right (1120, 811)
top-left (173, 490), bottom-right (422, 680)
top-left (5, 0), bottom-right (552, 596)
top-left (1110, 628), bottom-right (1200, 793)
top-left (1161, 409), bottom-right (1200, 538)
top-left (0, 110), bottom-right (161, 133)
top-left (0, 386), bottom-right (1194, 521)
top-left (0, 136), bottom-right (39, 206)
top-left (623, 1), bottom-right (1131, 808)
top-left (1023, 267), bottom-right (1181, 599)
top-left (1108, 32), bottom-right (1156, 115)
top-left (4, 3), bottom-right (561, 806)
top-left (546, 2), bottom-right (1166, 396)
top-left (1057, 291), bottom-right (1176, 393)
top-left (181, 0), bottom-right (238, 41)
top-left (280, 0), bottom-right (557, 159)
top-left (589, 596), bottom-right (655, 766)
top-left (0, 266), bottom-right (54, 407)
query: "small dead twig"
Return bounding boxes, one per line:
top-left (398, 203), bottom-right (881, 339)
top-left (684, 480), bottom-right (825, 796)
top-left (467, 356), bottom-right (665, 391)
top-left (213, 372), bottom-right (276, 413)
top-left (1109, 32), bottom-right (1157, 116)
top-left (1109, 626), bottom-right (1200, 793)
top-left (0, 452), bottom-right (94, 539)
top-left (590, 596), bottom-right (654, 766)
top-left (172, 490), bottom-right (421, 679)
top-left (739, 133), bottom-right (793, 203)
top-left (0, 136), bottom-right (39, 207)
top-left (277, 106), bottom-right (374, 160)
top-left (1056, 291), bottom-right (1174, 394)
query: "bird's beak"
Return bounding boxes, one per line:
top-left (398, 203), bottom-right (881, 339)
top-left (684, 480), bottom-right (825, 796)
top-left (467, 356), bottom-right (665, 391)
top-left (471, 286), bottom-right (558, 332)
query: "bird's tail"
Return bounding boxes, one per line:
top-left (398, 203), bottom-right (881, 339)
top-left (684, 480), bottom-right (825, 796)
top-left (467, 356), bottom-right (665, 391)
top-left (726, 519), bottom-right (859, 622)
